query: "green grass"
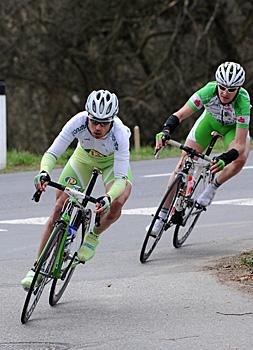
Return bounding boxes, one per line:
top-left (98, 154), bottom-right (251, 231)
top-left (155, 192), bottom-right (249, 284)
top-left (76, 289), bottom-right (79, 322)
top-left (0, 138), bottom-right (245, 173)
top-left (241, 251), bottom-right (253, 268)
top-left (1, 149), bottom-right (74, 173)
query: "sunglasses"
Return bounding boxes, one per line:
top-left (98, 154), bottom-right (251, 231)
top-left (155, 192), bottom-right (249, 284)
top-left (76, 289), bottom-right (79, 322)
top-left (218, 85), bottom-right (238, 93)
top-left (89, 118), bottom-right (111, 127)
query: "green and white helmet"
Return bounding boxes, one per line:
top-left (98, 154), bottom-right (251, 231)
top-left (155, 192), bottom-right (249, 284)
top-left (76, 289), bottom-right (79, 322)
top-left (215, 62), bottom-right (245, 87)
top-left (85, 90), bottom-right (119, 121)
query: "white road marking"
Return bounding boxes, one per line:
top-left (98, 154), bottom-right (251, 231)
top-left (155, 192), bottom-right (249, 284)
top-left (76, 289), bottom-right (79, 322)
top-left (0, 229), bottom-right (7, 232)
top-left (143, 173), bottom-right (171, 178)
top-left (213, 198), bottom-right (253, 206)
top-left (0, 217), bottom-right (48, 225)
top-left (1, 198), bottom-right (253, 226)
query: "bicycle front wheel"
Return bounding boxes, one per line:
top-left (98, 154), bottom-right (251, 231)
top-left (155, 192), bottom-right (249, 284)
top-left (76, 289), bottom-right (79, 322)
top-left (49, 209), bottom-right (91, 306)
top-left (21, 223), bottom-right (64, 324)
top-left (173, 175), bottom-right (206, 248)
top-left (140, 176), bottom-right (182, 263)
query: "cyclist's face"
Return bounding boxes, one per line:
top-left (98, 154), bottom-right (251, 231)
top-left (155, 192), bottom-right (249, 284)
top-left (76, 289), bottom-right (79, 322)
top-left (88, 118), bottom-right (112, 138)
top-left (218, 85), bottom-right (239, 104)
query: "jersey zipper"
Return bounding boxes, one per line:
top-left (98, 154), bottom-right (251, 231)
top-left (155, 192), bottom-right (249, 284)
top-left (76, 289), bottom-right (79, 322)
top-left (221, 108), bottom-right (224, 126)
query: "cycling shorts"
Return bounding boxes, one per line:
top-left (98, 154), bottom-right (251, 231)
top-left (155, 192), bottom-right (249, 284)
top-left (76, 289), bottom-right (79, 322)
top-left (58, 146), bottom-right (132, 191)
top-left (186, 111), bottom-right (248, 150)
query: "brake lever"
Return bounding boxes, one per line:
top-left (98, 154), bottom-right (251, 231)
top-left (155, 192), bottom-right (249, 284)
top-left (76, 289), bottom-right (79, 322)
top-left (32, 189), bottom-right (42, 202)
top-left (154, 147), bottom-right (162, 159)
top-left (31, 175), bottom-right (49, 202)
top-left (95, 212), bottom-right (100, 227)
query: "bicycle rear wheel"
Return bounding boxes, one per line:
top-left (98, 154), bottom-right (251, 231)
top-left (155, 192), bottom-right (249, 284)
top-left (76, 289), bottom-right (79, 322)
top-left (21, 223), bottom-right (64, 324)
top-left (140, 176), bottom-right (182, 263)
top-left (173, 175), bottom-right (206, 248)
top-left (49, 209), bottom-right (91, 306)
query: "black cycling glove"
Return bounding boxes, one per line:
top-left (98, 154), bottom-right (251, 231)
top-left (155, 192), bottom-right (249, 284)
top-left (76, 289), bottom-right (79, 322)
top-left (215, 148), bottom-right (239, 165)
top-left (213, 148), bottom-right (239, 171)
top-left (163, 114), bottom-right (180, 134)
top-left (34, 171), bottom-right (51, 187)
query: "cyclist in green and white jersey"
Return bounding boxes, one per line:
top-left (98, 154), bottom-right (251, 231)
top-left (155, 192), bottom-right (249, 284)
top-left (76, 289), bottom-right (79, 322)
top-left (21, 89), bottom-right (132, 290)
top-left (152, 61), bottom-right (251, 235)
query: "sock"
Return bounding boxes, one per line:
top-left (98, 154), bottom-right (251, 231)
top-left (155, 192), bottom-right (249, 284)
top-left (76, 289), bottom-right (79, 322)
top-left (91, 227), bottom-right (100, 238)
top-left (213, 179), bottom-right (221, 189)
top-left (159, 208), bottom-right (168, 219)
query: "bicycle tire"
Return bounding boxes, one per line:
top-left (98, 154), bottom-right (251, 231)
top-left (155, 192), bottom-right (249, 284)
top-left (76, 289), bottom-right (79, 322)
top-left (173, 175), bottom-right (206, 248)
top-left (21, 222), bottom-right (64, 324)
top-left (49, 209), bottom-right (91, 306)
top-left (140, 176), bottom-right (182, 263)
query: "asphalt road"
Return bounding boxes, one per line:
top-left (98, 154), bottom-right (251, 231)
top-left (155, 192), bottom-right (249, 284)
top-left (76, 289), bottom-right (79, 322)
top-left (1, 154), bottom-right (253, 350)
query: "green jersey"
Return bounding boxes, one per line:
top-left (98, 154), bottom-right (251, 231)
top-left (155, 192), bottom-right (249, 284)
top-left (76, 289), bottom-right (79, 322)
top-left (187, 82), bottom-right (251, 128)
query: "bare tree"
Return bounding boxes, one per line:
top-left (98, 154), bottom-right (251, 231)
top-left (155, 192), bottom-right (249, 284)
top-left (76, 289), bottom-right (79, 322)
top-left (0, 0), bottom-right (252, 152)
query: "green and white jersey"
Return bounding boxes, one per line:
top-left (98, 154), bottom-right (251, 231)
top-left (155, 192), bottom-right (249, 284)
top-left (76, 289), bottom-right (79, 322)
top-left (46, 111), bottom-right (131, 178)
top-left (187, 82), bottom-right (251, 128)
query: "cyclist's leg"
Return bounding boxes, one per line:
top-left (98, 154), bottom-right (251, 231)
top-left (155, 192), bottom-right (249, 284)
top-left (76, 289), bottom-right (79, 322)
top-left (150, 115), bottom-right (207, 233)
top-left (215, 128), bottom-right (250, 185)
top-left (78, 165), bottom-right (132, 262)
top-left (78, 163), bottom-right (132, 261)
top-left (37, 154), bottom-right (93, 258)
top-left (196, 123), bottom-right (250, 206)
top-left (21, 189), bottom-right (68, 289)
top-left (21, 149), bottom-right (93, 289)
top-left (190, 113), bottom-right (221, 206)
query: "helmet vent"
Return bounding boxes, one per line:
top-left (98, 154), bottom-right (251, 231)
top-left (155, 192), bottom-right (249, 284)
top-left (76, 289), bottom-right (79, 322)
top-left (85, 89), bottom-right (119, 121)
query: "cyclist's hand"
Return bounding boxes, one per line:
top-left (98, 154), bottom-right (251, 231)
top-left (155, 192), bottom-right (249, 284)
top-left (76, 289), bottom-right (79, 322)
top-left (210, 158), bottom-right (225, 174)
top-left (155, 130), bottom-right (170, 150)
top-left (95, 195), bottom-right (111, 214)
top-left (211, 148), bottom-right (239, 174)
top-left (34, 171), bottom-right (50, 191)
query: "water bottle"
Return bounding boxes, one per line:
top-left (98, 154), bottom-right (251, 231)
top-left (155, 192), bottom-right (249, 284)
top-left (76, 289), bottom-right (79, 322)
top-left (175, 193), bottom-right (184, 211)
top-left (64, 225), bottom-right (77, 251)
top-left (186, 175), bottom-right (193, 196)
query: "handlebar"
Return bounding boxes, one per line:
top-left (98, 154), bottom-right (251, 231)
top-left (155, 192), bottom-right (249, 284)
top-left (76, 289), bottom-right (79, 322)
top-left (32, 179), bottom-right (100, 224)
top-left (32, 179), bottom-right (98, 204)
top-left (32, 169), bottom-right (103, 228)
top-left (155, 138), bottom-right (212, 163)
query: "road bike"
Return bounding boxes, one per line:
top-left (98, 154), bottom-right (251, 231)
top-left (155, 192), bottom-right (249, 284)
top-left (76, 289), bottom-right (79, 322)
top-left (140, 132), bottom-right (221, 263)
top-left (21, 169), bottom-right (101, 324)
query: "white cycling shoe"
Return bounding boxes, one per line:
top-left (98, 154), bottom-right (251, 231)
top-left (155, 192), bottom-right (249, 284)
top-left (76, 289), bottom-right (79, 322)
top-left (197, 184), bottom-right (217, 207)
top-left (146, 217), bottom-right (164, 236)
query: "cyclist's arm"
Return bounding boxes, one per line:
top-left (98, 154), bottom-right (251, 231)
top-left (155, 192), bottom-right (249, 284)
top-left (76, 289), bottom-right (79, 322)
top-left (210, 127), bottom-right (248, 174)
top-left (107, 177), bottom-right (128, 202)
top-left (173, 102), bottom-right (196, 122)
top-left (233, 126), bottom-right (249, 154)
top-left (40, 152), bottom-right (58, 174)
top-left (36, 133), bottom-right (73, 189)
top-left (40, 113), bottom-right (86, 174)
top-left (40, 130), bottom-right (72, 174)
top-left (156, 102), bottom-right (196, 149)
top-left (107, 126), bottom-right (130, 202)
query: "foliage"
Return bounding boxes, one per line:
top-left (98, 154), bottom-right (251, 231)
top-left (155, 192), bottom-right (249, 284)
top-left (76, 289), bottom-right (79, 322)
top-left (241, 255), bottom-right (253, 268)
top-left (0, 0), bottom-right (253, 152)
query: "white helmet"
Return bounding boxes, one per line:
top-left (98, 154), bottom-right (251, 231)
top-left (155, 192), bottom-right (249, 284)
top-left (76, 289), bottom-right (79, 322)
top-left (215, 62), bottom-right (245, 87)
top-left (85, 90), bottom-right (119, 121)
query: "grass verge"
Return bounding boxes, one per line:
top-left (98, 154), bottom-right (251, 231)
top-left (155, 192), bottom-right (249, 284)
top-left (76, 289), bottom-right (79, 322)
top-left (0, 138), bottom-right (238, 174)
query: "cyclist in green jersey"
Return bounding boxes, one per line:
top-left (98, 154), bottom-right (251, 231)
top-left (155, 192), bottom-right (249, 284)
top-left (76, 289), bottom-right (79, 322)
top-left (152, 62), bottom-right (251, 235)
top-left (21, 90), bottom-right (132, 290)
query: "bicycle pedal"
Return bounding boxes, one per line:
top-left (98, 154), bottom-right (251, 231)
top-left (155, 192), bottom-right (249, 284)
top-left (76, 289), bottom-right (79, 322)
top-left (195, 202), bottom-right (207, 211)
top-left (77, 258), bottom-right (86, 265)
top-left (150, 233), bottom-right (158, 238)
